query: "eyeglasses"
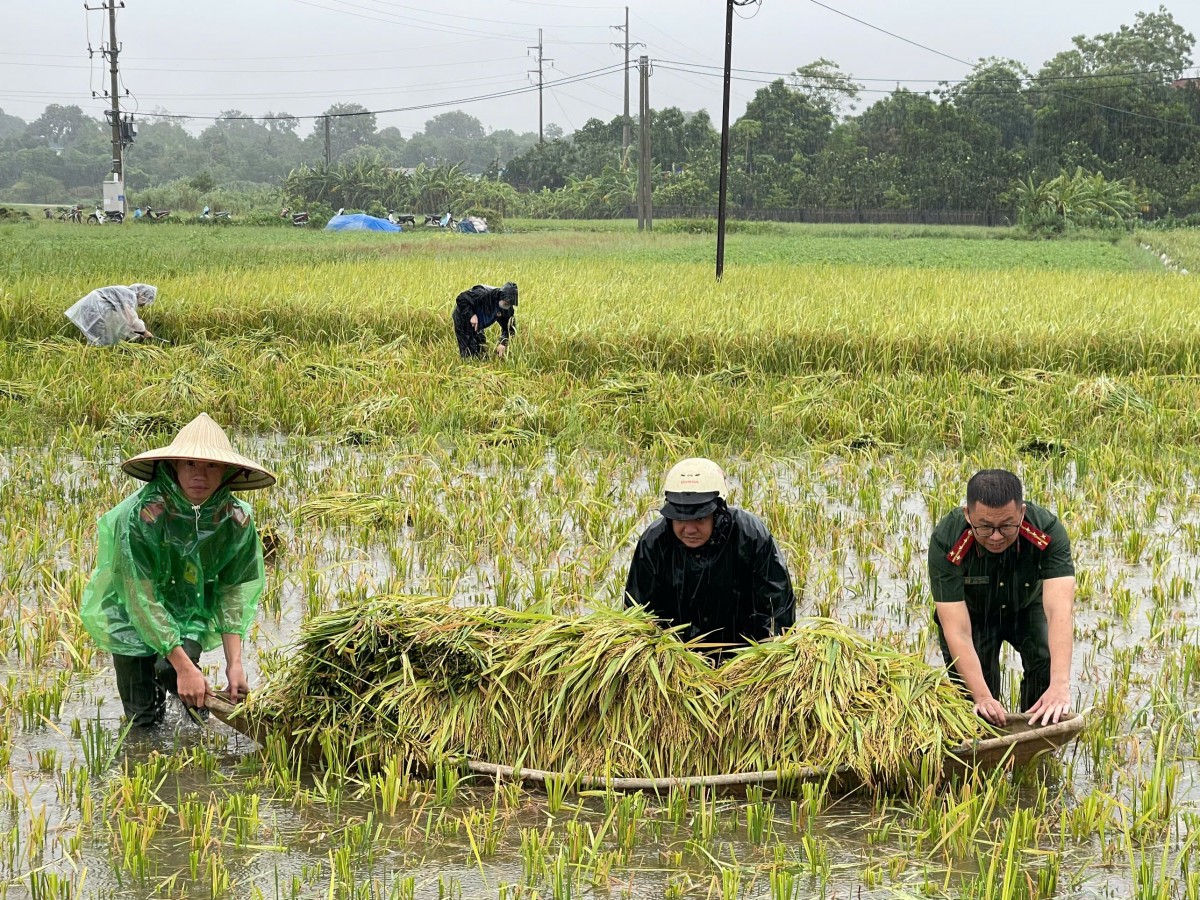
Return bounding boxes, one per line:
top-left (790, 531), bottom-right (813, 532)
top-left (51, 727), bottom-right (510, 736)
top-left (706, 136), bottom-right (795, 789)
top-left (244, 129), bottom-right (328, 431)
top-left (970, 523), bottom-right (1020, 538)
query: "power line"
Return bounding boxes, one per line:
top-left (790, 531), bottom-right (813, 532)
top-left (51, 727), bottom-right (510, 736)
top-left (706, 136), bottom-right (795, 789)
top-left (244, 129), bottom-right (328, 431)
top-left (805, 0), bottom-right (973, 68)
top-left (654, 62), bottom-right (1200, 130)
top-left (655, 58), bottom-right (1199, 86)
top-left (286, 0), bottom-right (533, 41)
top-left (316, 0), bottom-right (613, 29)
top-left (1, 58), bottom-right (534, 75)
top-left (135, 62), bottom-right (624, 122)
top-left (800, 1), bottom-right (1200, 131)
top-left (656, 61), bottom-right (1179, 96)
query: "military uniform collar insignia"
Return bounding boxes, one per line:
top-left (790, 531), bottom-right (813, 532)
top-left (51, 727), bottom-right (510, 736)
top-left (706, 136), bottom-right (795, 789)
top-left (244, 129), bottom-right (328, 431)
top-left (946, 528), bottom-right (975, 565)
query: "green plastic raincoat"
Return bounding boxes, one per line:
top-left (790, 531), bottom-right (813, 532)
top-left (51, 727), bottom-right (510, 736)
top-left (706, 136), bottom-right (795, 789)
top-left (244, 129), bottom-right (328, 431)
top-left (80, 468), bottom-right (264, 658)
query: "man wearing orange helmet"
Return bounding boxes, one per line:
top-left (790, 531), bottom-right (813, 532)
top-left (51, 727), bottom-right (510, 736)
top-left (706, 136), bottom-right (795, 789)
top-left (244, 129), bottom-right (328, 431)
top-left (624, 457), bottom-right (796, 647)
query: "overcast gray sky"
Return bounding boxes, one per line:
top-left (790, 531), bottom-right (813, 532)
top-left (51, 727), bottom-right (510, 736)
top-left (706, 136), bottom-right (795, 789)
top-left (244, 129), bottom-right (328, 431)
top-left (5, 1), bottom-right (1198, 138)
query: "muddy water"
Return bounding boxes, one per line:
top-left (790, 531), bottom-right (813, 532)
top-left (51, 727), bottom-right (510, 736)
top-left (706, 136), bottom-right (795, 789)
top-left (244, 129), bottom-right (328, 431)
top-left (2, 442), bottom-right (1198, 898)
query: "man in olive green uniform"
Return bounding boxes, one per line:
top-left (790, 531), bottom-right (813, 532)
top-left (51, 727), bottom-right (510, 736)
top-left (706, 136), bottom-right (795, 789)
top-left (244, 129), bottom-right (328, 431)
top-left (928, 469), bottom-right (1075, 727)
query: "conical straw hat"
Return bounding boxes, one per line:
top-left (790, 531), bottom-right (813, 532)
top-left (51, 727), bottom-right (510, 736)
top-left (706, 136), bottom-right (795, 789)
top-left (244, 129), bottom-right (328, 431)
top-left (122, 413), bottom-right (276, 490)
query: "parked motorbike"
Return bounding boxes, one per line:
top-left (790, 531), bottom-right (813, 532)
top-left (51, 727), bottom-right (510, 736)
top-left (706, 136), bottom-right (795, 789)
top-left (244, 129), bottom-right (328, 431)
top-left (200, 206), bottom-right (231, 221)
top-left (423, 212), bottom-right (457, 229)
top-left (388, 211), bottom-right (417, 227)
top-left (281, 207), bottom-right (309, 227)
top-left (144, 206), bottom-right (171, 220)
top-left (87, 207), bottom-right (123, 224)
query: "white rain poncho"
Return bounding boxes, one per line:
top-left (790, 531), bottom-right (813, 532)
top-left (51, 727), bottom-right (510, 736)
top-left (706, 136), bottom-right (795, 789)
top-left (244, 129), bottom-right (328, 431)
top-left (65, 284), bottom-right (157, 346)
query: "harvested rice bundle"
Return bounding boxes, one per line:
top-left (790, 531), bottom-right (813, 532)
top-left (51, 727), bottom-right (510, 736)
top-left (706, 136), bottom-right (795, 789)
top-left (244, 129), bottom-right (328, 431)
top-left (718, 618), bottom-right (986, 782)
top-left (249, 601), bottom-right (985, 782)
top-left (295, 492), bottom-right (410, 526)
top-left (479, 607), bottom-right (724, 777)
top-left (251, 597), bottom-right (539, 770)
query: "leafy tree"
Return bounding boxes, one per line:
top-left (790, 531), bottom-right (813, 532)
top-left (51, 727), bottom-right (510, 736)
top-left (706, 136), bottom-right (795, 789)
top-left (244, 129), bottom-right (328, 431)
top-left (25, 105), bottom-right (96, 149)
top-left (571, 117), bottom-right (623, 175)
top-left (423, 111), bottom-right (485, 142)
top-left (307, 103), bottom-right (378, 163)
top-left (737, 79), bottom-right (836, 168)
top-left (0, 170), bottom-right (66, 204)
top-left (681, 110), bottom-right (719, 160)
top-left (789, 58), bottom-right (862, 119)
top-left (375, 126), bottom-right (407, 159)
top-left (1030, 5), bottom-right (1196, 205)
top-left (0, 108), bottom-right (25, 141)
top-left (189, 171), bottom-right (218, 194)
top-left (501, 139), bottom-right (579, 191)
top-left (260, 112), bottom-right (302, 158)
top-left (948, 58), bottom-right (1035, 149)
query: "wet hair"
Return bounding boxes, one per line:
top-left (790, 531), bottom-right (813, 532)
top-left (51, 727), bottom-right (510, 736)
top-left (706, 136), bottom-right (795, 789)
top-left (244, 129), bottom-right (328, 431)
top-left (966, 469), bottom-right (1023, 509)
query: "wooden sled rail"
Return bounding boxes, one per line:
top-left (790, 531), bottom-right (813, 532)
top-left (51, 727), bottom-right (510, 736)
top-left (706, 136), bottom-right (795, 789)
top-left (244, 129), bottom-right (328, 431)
top-left (205, 693), bottom-right (1085, 792)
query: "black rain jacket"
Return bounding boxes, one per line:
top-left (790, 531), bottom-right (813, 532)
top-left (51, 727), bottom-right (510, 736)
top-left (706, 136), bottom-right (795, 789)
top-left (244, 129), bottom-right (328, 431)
top-left (454, 284), bottom-right (516, 345)
top-left (623, 505), bottom-right (796, 645)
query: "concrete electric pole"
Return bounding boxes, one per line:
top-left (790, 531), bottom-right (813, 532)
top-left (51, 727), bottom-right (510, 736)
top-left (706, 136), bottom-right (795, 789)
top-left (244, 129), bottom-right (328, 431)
top-left (637, 55), bottom-right (653, 232)
top-left (87, 0), bottom-right (130, 214)
top-left (611, 7), bottom-right (644, 160)
top-left (106, 1), bottom-right (122, 180)
top-left (528, 29), bottom-right (553, 144)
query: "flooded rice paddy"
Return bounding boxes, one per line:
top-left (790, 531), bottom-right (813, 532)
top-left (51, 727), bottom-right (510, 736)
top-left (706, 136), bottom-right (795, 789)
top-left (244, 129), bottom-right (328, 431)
top-left (2, 440), bottom-right (1198, 899)
top-left (3, 222), bottom-right (1199, 897)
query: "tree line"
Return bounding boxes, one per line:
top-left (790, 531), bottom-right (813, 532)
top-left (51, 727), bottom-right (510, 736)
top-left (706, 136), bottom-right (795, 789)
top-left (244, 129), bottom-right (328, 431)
top-left (3, 7), bottom-right (1198, 219)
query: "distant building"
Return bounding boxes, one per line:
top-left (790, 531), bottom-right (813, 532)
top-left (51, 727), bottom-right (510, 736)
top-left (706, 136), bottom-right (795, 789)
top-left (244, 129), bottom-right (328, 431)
top-left (1171, 77), bottom-right (1200, 90)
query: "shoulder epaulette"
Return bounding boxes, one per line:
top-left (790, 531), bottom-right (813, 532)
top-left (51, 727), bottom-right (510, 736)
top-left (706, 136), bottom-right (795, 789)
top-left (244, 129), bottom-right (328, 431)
top-left (1019, 519), bottom-right (1051, 550)
top-left (139, 501), bottom-right (166, 524)
top-left (945, 528), bottom-right (975, 565)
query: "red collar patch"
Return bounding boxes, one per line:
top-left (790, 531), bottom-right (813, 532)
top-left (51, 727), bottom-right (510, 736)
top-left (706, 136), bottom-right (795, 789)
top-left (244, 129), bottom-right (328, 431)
top-left (946, 518), bottom-right (1052, 565)
top-left (1019, 519), bottom-right (1051, 550)
top-left (945, 528), bottom-right (975, 565)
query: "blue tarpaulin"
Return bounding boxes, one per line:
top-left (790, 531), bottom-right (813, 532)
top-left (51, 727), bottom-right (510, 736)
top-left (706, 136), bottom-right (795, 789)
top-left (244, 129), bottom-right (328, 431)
top-left (324, 214), bottom-right (402, 232)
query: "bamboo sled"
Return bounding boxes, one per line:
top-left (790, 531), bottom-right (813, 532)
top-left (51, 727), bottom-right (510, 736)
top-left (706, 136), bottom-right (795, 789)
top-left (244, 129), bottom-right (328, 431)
top-left (205, 692), bottom-right (1085, 793)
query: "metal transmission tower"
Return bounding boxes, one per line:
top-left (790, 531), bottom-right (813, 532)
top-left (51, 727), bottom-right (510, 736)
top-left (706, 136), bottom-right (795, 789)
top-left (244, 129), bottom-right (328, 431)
top-left (86, 0), bottom-right (135, 214)
top-left (610, 7), bottom-right (644, 159)
top-left (528, 29), bottom-right (553, 144)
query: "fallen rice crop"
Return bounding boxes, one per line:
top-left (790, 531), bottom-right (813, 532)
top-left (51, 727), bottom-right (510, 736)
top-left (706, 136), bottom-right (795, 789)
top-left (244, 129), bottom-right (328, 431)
top-left (250, 598), bottom-right (984, 782)
top-left (2, 220), bottom-right (1199, 898)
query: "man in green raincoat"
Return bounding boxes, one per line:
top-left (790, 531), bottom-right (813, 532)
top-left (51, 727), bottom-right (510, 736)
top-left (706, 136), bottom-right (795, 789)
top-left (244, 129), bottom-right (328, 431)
top-left (81, 413), bottom-right (276, 726)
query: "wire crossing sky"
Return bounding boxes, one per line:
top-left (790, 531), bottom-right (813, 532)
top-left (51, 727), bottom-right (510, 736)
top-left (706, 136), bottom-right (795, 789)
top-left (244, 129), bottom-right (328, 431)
top-left (5, 1), bottom-right (1197, 136)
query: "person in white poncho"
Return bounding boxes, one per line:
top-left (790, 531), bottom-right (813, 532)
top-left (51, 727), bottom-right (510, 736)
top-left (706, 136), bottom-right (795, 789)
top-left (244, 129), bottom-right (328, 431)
top-left (65, 283), bottom-right (158, 346)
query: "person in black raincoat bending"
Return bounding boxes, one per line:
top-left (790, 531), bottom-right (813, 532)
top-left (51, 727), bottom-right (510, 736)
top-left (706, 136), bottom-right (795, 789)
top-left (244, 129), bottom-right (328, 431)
top-left (453, 281), bottom-right (518, 358)
top-left (624, 457), bottom-right (796, 649)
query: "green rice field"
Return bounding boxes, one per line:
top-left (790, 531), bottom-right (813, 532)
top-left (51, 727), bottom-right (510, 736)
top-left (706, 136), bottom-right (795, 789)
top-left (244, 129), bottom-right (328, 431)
top-left (1, 218), bottom-right (1198, 898)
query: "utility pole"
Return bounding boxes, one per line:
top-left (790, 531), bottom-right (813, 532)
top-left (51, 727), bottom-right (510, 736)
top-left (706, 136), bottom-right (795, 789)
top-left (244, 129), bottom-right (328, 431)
top-left (528, 29), bottom-right (552, 144)
top-left (106, 1), bottom-right (121, 180)
top-left (87, 0), bottom-right (129, 213)
top-left (611, 7), bottom-right (644, 160)
top-left (637, 55), bottom-right (653, 231)
top-left (716, 0), bottom-right (739, 280)
top-left (323, 116), bottom-right (331, 167)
